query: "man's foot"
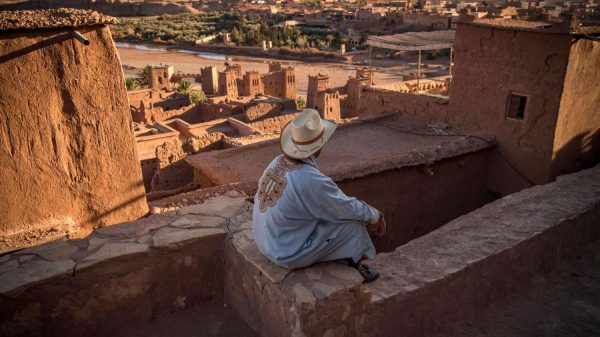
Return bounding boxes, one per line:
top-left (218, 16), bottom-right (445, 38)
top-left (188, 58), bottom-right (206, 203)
top-left (356, 263), bottom-right (380, 283)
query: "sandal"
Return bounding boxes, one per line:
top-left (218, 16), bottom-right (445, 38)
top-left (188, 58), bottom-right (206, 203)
top-left (356, 263), bottom-right (380, 283)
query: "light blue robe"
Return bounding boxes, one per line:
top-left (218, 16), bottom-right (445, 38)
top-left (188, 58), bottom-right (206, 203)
top-left (253, 154), bottom-right (379, 269)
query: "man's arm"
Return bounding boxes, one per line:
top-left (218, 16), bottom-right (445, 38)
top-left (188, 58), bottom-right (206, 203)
top-left (301, 168), bottom-right (380, 225)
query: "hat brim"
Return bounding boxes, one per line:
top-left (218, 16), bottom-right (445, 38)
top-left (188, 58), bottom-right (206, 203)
top-left (280, 119), bottom-right (337, 159)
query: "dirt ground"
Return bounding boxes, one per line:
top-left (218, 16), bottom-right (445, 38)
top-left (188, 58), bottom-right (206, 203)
top-left (117, 44), bottom-right (450, 95)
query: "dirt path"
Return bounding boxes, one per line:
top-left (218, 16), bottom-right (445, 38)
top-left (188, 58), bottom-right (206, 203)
top-left (117, 44), bottom-right (449, 95)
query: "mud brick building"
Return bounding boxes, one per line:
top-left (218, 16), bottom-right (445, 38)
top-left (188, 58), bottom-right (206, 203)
top-left (0, 9), bottom-right (148, 253)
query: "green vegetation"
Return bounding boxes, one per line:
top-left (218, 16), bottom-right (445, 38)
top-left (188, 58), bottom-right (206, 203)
top-left (113, 12), bottom-right (237, 43)
top-left (296, 96), bottom-right (306, 110)
top-left (112, 12), bottom-right (346, 51)
top-left (125, 77), bottom-right (141, 91)
top-left (176, 80), bottom-right (207, 104)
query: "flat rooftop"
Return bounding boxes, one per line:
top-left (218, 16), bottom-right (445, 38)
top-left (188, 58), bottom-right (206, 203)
top-left (0, 9), bottom-right (118, 31)
top-left (461, 18), bottom-right (600, 35)
top-left (185, 114), bottom-right (493, 187)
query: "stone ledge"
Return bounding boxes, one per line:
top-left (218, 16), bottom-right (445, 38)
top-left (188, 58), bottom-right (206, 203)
top-left (361, 164), bottom-right (600, 337)
top-left (224, 165), bottom-right (600, 337)
top-left (0, 194), bottom-right (249, 297)
top-left (225, 230), bottom-right (369, 337)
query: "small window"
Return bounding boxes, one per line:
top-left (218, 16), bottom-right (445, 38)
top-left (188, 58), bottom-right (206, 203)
top-left (507, 94), bottom-right (527, 120)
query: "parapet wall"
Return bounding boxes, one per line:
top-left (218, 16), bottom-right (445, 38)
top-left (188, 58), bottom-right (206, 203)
top-left (356, 87), bottom-right (449, 121)
top-left (0, 24), bottom-right (148, 253)
top-left (225, 164), bottom-right (600, 337)
top-left (0, 193), bottom-right (250, 337)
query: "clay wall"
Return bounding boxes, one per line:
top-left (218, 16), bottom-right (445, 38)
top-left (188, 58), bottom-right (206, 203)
top-left (306, 74), bottom-right (330, 108)
top-left (226, 63), bottom-right (242, 79)
top-left (198, 101), bottom-right (243, 122)
top-left (356, 68), bottom-right (374, 85)
top-left (134, 124), bottom-right (180, 161)
top-left (246, 113), bottom-right (300, 133)
top-left (128, 89), bottom-right (193, 124)
top-left (218, 70), bottom-right (239, 98)
top-left (0, 25), bottom-right (148, 252)
top-left (200, 66), bottom-right (219, 95)
top-left (242, 98), bottom-right (297, 122)
top-left (170, 73), bottom-right (202, 84)
top-left (314, 90), bottom-right (341, 121)
top-left (338, 149), bottom-right (492, 252)
top-left (268, 62), bottom-right (283, 72)
top-left (147, 65), bottom-right (173, 91)
top-left (240, 71), bottom-right (263, 97)
top-left (281, 67), bottom-right (297, 100)
top-left (356, 87), bottom-right (449, 120)
top-left (447, 23), bottom-right (572, 184)
top-left (551, 38), bottom-right (600, 177)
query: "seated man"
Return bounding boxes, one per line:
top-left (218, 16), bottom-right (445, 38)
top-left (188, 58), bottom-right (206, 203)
top-left (252, 109), bottom-right (386, 283)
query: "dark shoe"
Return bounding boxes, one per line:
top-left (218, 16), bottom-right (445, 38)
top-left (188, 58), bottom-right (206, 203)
top-left (357, 263), bottom-right (380, 283)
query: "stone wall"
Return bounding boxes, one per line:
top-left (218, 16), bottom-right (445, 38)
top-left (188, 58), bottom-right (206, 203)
top-left (0, 194), bottom-right (249, 337)
top-left (0, 25), bottom-right (148, 253)
top-left (225, 164), bottom-right (600, 337)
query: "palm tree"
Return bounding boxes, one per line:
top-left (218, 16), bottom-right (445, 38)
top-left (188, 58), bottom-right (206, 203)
top-left (125, 77), bottom-right (140, 91)
top-left (136, 67), bottom-right (149, 87)
top-left (176, 80), bottom-right (206, 105)
top-left (176, 80), bottom-right (192, 94)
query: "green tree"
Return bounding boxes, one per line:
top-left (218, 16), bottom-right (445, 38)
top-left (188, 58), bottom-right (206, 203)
top-left (136, 67), bottom-right (149, 87)
top-left (176, 80), bottom-right (206, 104)
top-left (125, 77), bottom-right (140, 91)
top-left (296, 96), bottom-right (306, 110)
top-left (325, 34), bottom-right (335, 49)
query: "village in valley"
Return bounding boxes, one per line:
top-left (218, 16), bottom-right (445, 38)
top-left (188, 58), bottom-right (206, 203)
top-left (0, 0), bottom-right (599, 336)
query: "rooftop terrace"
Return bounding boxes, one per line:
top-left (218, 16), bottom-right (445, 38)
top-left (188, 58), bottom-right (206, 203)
top-left (185, 114), bottom-right (493, 189)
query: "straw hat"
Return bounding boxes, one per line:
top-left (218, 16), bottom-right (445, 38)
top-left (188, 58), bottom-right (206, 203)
top-left (280, 109), bottom-right (337, 159)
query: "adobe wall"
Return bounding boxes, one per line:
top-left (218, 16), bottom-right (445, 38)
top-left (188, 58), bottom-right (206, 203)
top-left (447, 23), bottom-right (572, 184)
top-left (356, 87), bottom-right (449, 120)
top-left (245, 113), bottom-right (299, 133)
top-left (337, 149), bottom-right (491, 252)
top-left (0, 25), bottom-right (148, 253)
top-left (551, 38), bottom-right (600, 177)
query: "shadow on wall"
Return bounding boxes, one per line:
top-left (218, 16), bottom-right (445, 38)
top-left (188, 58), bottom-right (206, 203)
top-left (554, 130), bottom-right (600, 177)
top-left (83, 180), bottom-right (148, 228)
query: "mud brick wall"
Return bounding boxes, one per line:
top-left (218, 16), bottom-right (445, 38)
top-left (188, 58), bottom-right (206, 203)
top-left (0, 25), bottom-right (148, 253)
top-left (338, 149), bottom-right (492, 252)
top-left (356, 87), bottom-right (449, 121)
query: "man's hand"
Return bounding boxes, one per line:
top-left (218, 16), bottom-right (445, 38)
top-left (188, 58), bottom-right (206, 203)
top-left (367, 212), bottom-right (386, 237)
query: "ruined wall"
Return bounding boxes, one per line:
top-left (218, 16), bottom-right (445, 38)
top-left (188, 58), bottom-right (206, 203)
top-left (551, 38), bottom-right (600, 177)
top-left (246, 113), bottom-right (299, 133)
top-left (244, 101), bottom-right (282, 122)
top-left (447, 23), bottom-right (572, 184)
top-left (0, 25), bottom-right (148, 252)
top-left (147, 65), bottom-right (173, 91)
top-left (356, 87), bottom-right (449, 120)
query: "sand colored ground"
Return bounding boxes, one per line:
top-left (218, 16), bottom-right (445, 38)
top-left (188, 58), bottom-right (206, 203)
top-left (117, 44), bottom-right (450, 95)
